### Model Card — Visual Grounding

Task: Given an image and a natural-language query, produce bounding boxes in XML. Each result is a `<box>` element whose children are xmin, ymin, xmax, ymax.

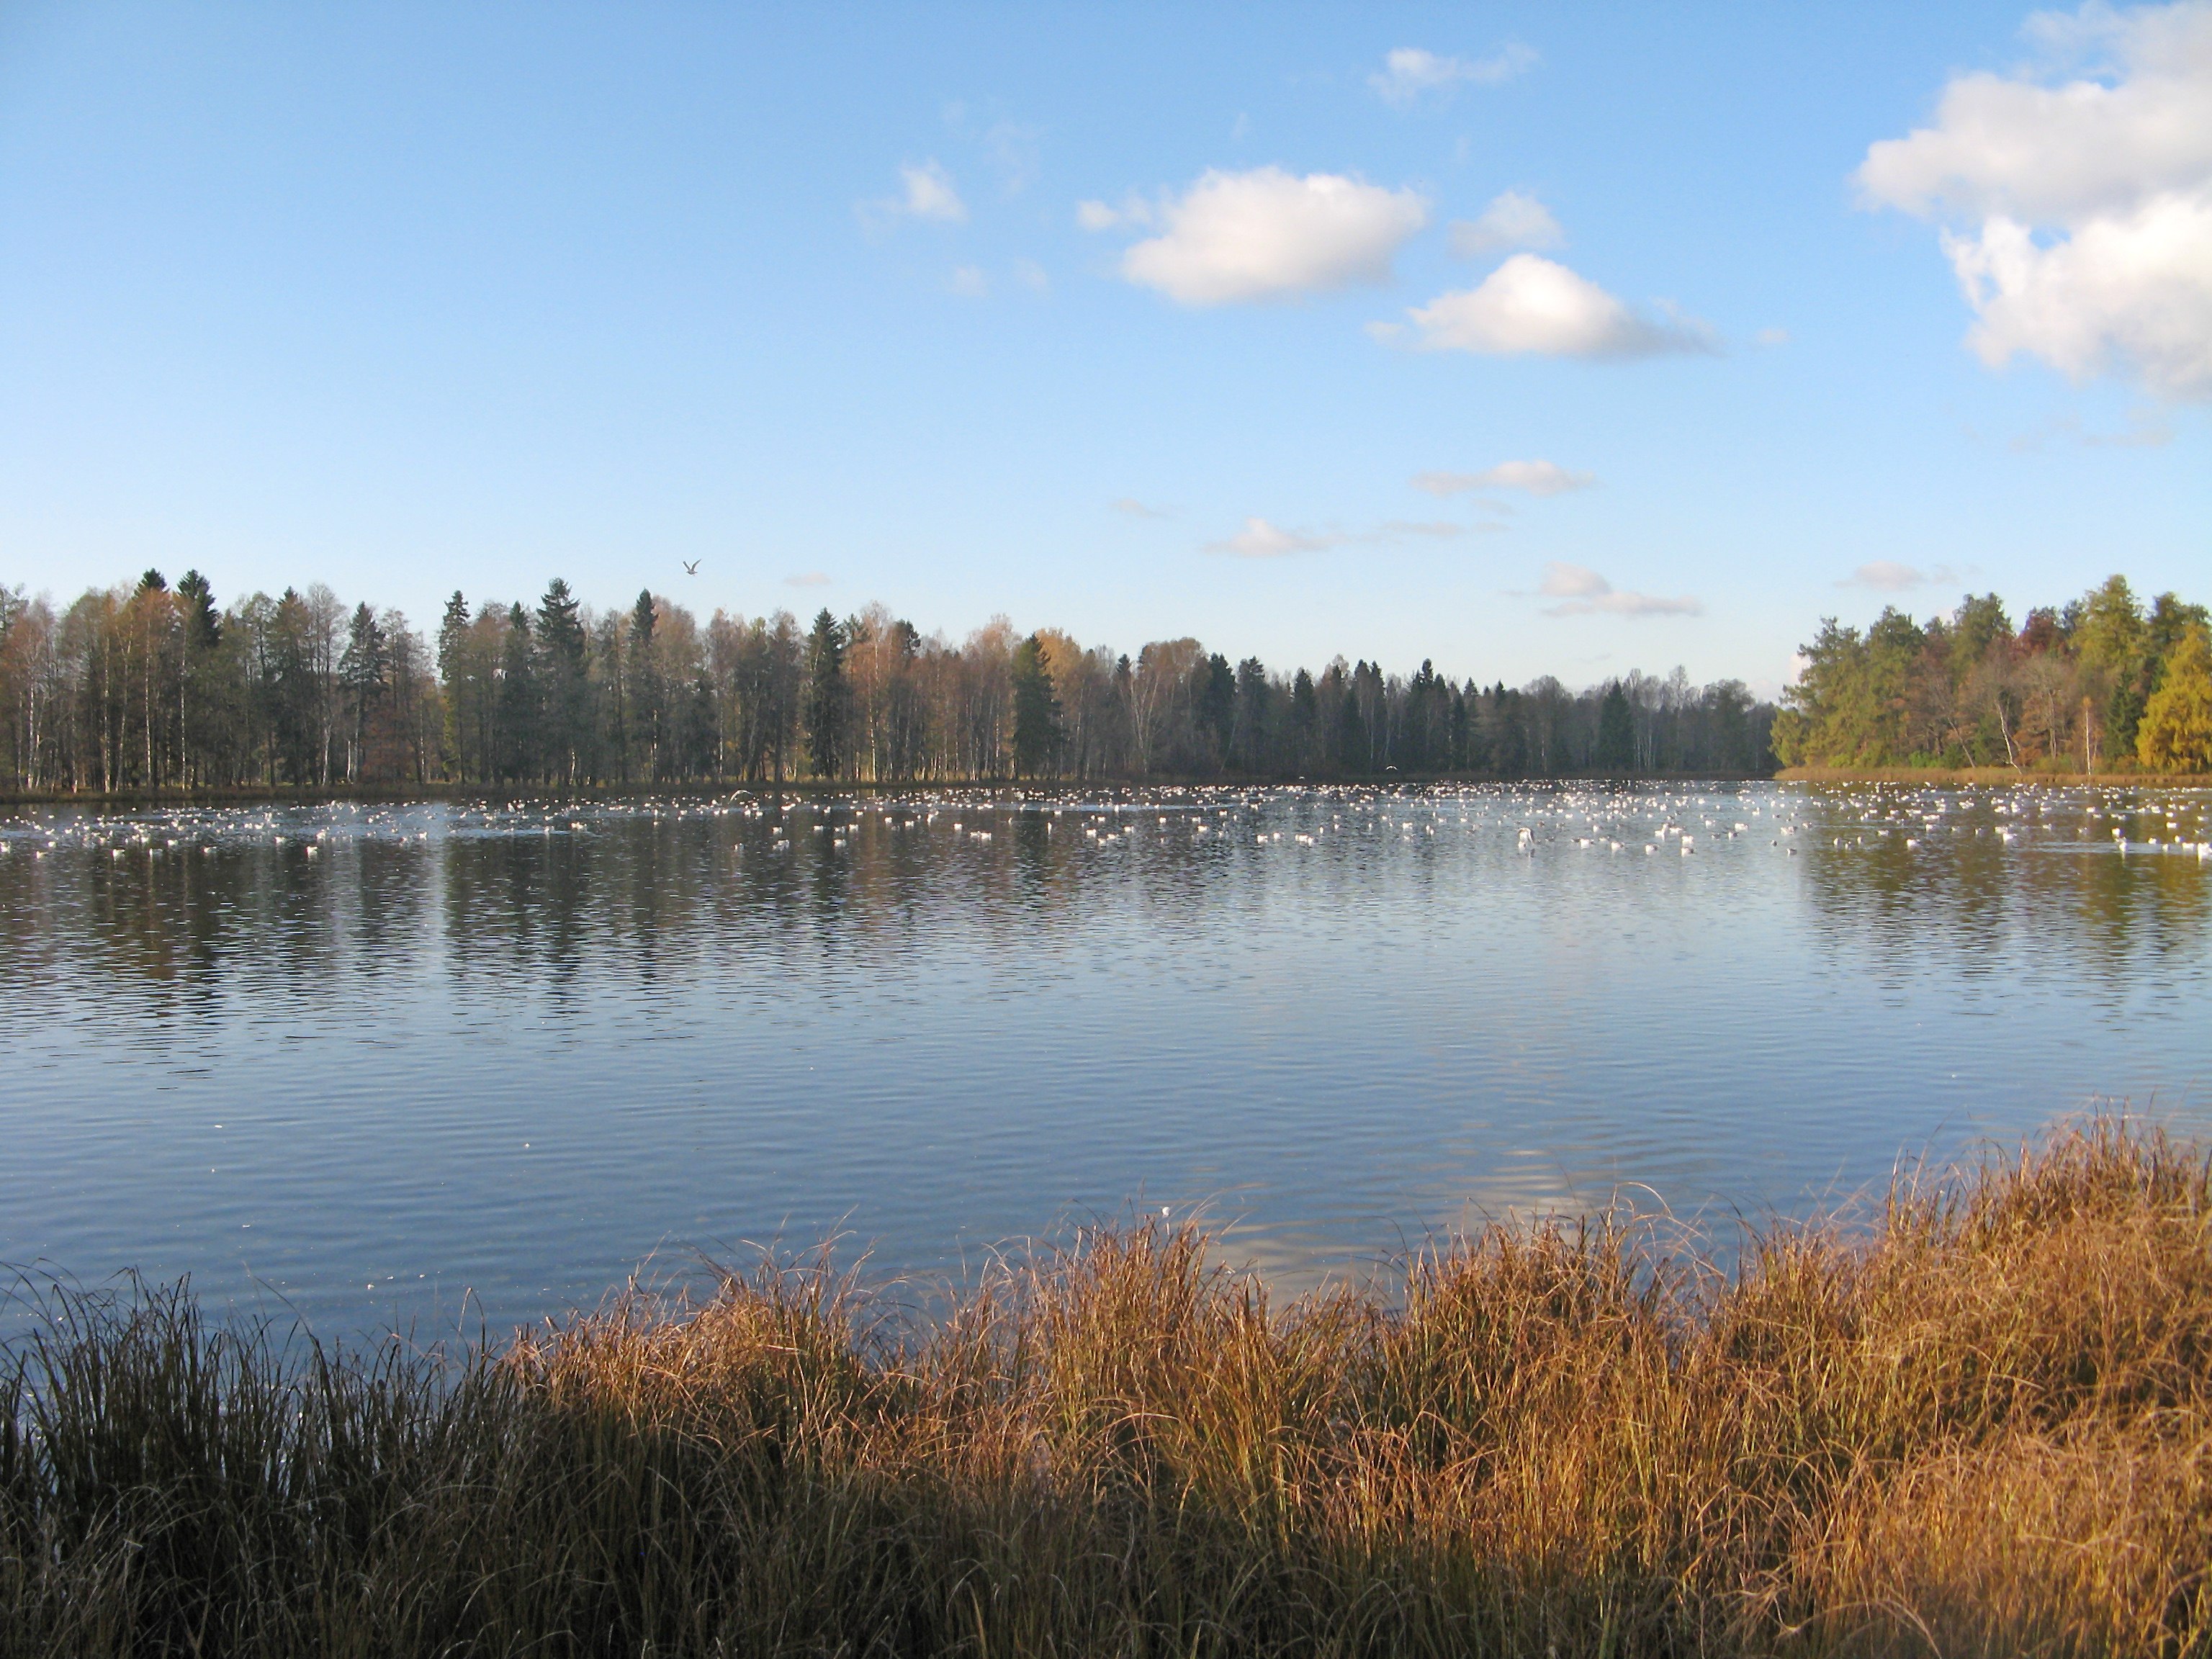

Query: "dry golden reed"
<box><xmin>5</xmin><ymin>1120</ymin><xmax>2211</xmax><ymax>1656</ymax></box>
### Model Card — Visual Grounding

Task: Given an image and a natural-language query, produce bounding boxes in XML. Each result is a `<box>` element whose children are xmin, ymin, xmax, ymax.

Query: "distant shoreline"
<box><xmin>20</xmin><ymin>767</ymin><xmax>2210</xmax><ymax>809</ymax></box>
<box><xmin>1778</xmin><ymin>765</ymin><xmax>2212</xmax><ymax>787</ymax></box>
<box><xmin>0</xmin><ymin>770</ymin><xmax>1787</xmax><ymax>809</ymax></box>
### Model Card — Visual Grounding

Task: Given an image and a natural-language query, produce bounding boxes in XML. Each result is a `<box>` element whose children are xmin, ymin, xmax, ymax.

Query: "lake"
<box><xmin>4</xmin><ymin>781</ymin><xmax>2209</xmax><ymax>1339</ymax></box>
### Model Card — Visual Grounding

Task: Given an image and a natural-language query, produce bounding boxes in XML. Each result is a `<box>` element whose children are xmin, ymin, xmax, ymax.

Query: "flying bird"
<box><xmin>681</xmin><ymin>560</ymin><xmax>700</xmax><ymax>576</ymax></box>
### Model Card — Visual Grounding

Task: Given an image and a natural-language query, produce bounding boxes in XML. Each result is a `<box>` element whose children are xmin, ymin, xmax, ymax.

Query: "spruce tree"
<box><xmin>1289</xmin><ymin>668</ymin><xmax>1317</xmax><ymax>773</ymax></box>
<box><xmin>1011</xmin><ymin>634</ymin><xmax>1062</xmax><ymax>777</ymax></box>
<box><xmin>804</xmin><ymin>608</ymin><xmax>849</xmax><ymax>780</ymax></box>
<box><xmin>497</xmin><ymin>603</ymin><xmax>538</xmax><ymax>781</ymax></box>
<box><xmin>1596</xmin><ymin>681</ymin><xmax>1635</xmax><ymax>773</ymax></box>
<box><xmin>176</xmin><ymin>571</ymin><xmax>221</xmax><ymax>652</ymax></box>
<box><xmin>629</xmin><ymin>590</ymin><xmax>661</xmax><ymax>781</ymax></box>
<box><xmin>536</xmin><ymin>579</ymin><xmax>590</xmax><ymax>783</ymax></box>
<box><xmin>438</xmin><ymin>593</ymin><xmax>472</xmax><ymax>778</ymax></box>
<box><xmin>338</xmin><ymin>603</ymin><xmax>387</xmax><ymax>780</ymax></box>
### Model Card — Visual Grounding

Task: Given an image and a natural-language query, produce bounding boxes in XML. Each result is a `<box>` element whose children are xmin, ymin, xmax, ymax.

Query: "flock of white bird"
<box><xmin>2</xmin><ymin>782</ymin><xmax>2208</xmax><ymax>871</ymax></box>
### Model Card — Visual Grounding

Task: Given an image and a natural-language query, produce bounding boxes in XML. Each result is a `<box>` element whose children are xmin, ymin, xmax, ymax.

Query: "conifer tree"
<box><xmin>1010</xmin><ymin>633</ymin><xmax>1062</xmax><ymax>777</ymax></box>
<box><xmin>338</xmin><ymin>603</ymin><xmax>387</xmax><ymax>780</ymax></box>
<box><xmin>804</xmin><ymin>608</ymin><xmax>849</xmax><ymax>780</ymax></box>
<box><xmin>2138</xmin><ymin>626</ymin><xmax>2212</xmax><ymax>773</ymax></box>
<box><xmin>1596</xmin><ymin>681</ymin><xmax>1635</xmax><ymax>773</ymax></box>
<box><xmin>629</xmin><ymin>590</ymin><xmax>661</xmax><ymax>781</ymax></box>
<box><xmin>497</xmin><ymin>603</ymin><xmax>538</xmax><ymax>781</ymax></box>
<box><xmin>536</xmin><ymin>579</ymin><xmax>590</xmax><ymax>783</ymax></box>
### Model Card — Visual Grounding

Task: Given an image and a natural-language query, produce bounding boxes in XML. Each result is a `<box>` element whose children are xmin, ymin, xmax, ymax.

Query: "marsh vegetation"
<box><xmin>6</xmin><ymin>1124</ymin><xmax>2210</xmax><ymax>1656</ymax></box>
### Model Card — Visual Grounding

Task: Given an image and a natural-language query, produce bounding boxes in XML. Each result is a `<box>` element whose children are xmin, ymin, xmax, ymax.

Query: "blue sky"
<box><xmin>2</xmin><ymin>2</ymin><xmax>2206</xmax><ymax>692</ymax></box>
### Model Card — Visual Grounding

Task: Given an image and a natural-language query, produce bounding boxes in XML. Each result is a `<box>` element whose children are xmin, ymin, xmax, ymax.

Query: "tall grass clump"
<box><xmin>5</xmin><ymin>1120</ymin><xmax>2211</xmax><ymax>1655</ymax></box>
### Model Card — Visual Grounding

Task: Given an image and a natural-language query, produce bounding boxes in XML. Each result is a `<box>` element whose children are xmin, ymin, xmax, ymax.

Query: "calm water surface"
<box><xmin>4</xmin><ymin>782</ymin><xmax>2210</xmax><ymax>1338</ymax></box>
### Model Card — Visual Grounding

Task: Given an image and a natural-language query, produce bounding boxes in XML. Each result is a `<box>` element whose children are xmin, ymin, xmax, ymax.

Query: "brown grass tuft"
<box><xmin>5</xmin><ymin>1121</ymin><xmax>2210</xmax><ymax>1655</ymax></box>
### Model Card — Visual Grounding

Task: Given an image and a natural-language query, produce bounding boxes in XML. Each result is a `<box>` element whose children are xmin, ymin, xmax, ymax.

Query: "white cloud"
<box><xmin>785</xmin><ymin>572</ymin><xmax>832</xmax><ymax>588</ymax></box>
<box><xmin>1110</xmin><ymin>497</ymin><xmax>1172</xmax><ymax>518</ymax></box>
<box><xmin>1205</xmin><ymin>516</ymin><xmax>1480</xmax><ymax>558</ymax></box>
<box><xmin>1114</xmin><ymin>167</ymin><xmax>1429</xmax><ymax>305</ymax></box>
<box><xmin>1753</xmin><ymin>325</ymin><xmax>1791</xmax><ymax>347</ymax></box>
<box><xmin>866</xmin><ymin>160</ymin><xmax>968</xmax><ymax>228</ymax></box>
<box><xmin>1013</xmin><ymin>258</ymin><xmax>1051</xmax><ymax>293</ymax></box>
<box><xmin>1839</xmin><ymin>560</ymin><xmax>1959</xmax><ymax>591</ymax></box>
<box><xmin>1212</xmin><ymin>517</ymin><xmax>1337</xmax><ymax>558</ymax></box>
<box><xmin>1413</xmin><ymin>459</ymin><xmax>1596</xmax><ymax>496</ymax></box>
<box><xmin>1448</xmin><ymin>190</ymin><xmax>1565</xmax><ymax>256</ymax></box>
<box><xmin>948</xmin><ymin>265</ymin><xmax>990</xmax><ymax>297</ymax></box>
<box><xmin>1943</xmin><ymin>196</ymin><xmax>2212</xmax><ymax>396</ymax></box>
<box><xmin>1403</xmin><ymin>254</ymin><xmax>1716</xmax><ymax>357</ymax></box>
<box><xmin>1537</xmin><ymin>562</ymin><xmax>1701</xmax><ymax>617</ymax></box>
<box><xmin>1856</xmin><ymin>0</ymin><xmax>2212</xmax><ymax>399</ymax></box>
<box><xmin>1370</xmin><ymin>45</ymin><xmax>1538</xmax><ymax>106</ymax></box>
<box><xmin>902</xmin><ymin>161</ymin><xmax>967</xmax><ymax>221</ymax></box>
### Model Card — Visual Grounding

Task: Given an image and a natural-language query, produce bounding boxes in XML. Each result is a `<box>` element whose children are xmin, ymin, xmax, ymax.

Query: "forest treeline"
<box><xmin>1775</xmin><ymin>575</ymin><xmax>2212</xmax><ymax>774</ymax></box>
<box><xmin>0</xmin><ymin>572</ymin><xmax>1775</xmax><ymax>793</ymax></box>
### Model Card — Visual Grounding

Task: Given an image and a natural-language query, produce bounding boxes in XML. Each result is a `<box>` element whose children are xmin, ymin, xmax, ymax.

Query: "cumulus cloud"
<box><xmin>1370</xmin><ymin>45</ymin><xmax>1539</xmax><ymax>106</ymax></box>
<box><xmin>1856</xmin><ymin>0</ymin><xmax>2212</xmax><ymax>399</ymax></box>
<box><xmin>1105</xmin><ymin>167</ymin><xmax>1429</xmax><ymax>305</ymax></box>
<box><xmin>1403</xmin><ymin>254</ymin><xmax>1716</xmax><ymax>357</ymax></box>
<box><xmin>1537</xmin><ymin>562</ymin><xmax>1701</xmax><ymax>617</ymax></box>
<box><xmin>860</xmin><ymin>160</ymin><xmax>968</xmax><ymax>232</ymax></box>
<box><xmin>1412</xmin><ymin>459</ymin><xmax>1596</xmax><ymax>496</ymax></box>
<box><xmin>1205</xmin><ymin>516</ymin><xmax>1480</xmax><ymax>558</ymax></box>
<box><xmin>1839</xmin><ymin>560</ymin><xmax>1960</xmax><ymax>591</ymax></box>
<box><xmin>1449</xmin><ymin>190</ymin><xmax>1565</xmax><ymax>256</ymax></box>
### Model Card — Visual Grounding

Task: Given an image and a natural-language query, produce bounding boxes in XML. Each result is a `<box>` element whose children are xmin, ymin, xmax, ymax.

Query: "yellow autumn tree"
<box><xmin>2137</xmin><ymin>624</ymin><xmax>2212</xmax><ymax>773</ymax></box>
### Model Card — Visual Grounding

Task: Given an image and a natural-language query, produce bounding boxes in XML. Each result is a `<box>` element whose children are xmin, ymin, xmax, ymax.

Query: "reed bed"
<box><xmin>5</xmin><ymin>1122</ymin><xmax>2211</xmax><ymax>1657</ymax></box>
